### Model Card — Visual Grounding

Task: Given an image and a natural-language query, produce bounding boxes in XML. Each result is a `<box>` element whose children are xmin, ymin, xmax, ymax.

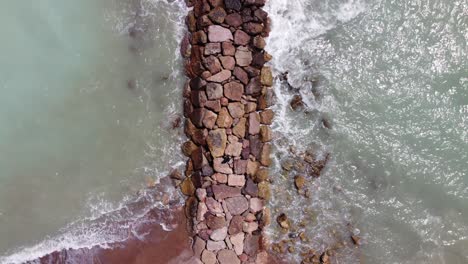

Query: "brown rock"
<box><xmin>245</xmin><ymin>102</ymin><xmax>257</xmax><ymax>113</ymax></box>
<box><xmin>258</xmin><ymin>181</ymin><xmax>271</xmax><ymax>200</ymax></box>
<box><xmin>225</xmin><ymin>141</ymin><xmax>243</xmax><ymax>157</ymax></box>
<box><xmin>189</xmin><ymin>76</ymin><xmax>207</xmax><ymax>90</ymax></box>
<box><xmin>233</xmin><ymin>159</ymin><xmax>247</xmax><ymax>174</ymax></box>
<box><xmin>249</xmin><ymin>135</ymin><xmax>262</xmax><ymax>158</ymax></box>
<box><xmin>233</xmin><ymin>67</ymin><xmax>249</xmax><ymax>85</ymax></box>
<box><xmin>219</xmin><ymin>56</ymin><xmax>235</xmax><ymax>70</ymax></box>
<box><xmin>192</xmin><ymin>30</ymin><xmax>207</xmax><ymax>44</ymax></box>
<box><xmin>259</xmin><ymin>144</ymin><xmax>271</xmax><ymax>166</ymax></box>
<box><xmin>206</xmin><ymin>197</ymin><xmax>224</xmax><ymax>214</ymax></box>
<box><xmin>212</xmin><ymin>173</ymin><xmax>228</xmax><ymax>184</ymax></box>
<box><xmin>243</xmin><ymin>178</ymin><xmax>258</xmax><ymax>197</ymax></box>
<box><xmin>243</xmin><ymin>22</ymin><xmax>263</xmax><ymax>35</ymax></box>
<box><xmin>190</xmin><ymin>108</ymin><xmax>206</xmax><ymax>127</ymax></box>
<box><xmin>191</xmin><ymin>128</ymin><xmax>208</xmax><ymax>146</ymax></box>
<box><xmin>243</xmin><ymin>235</ymin><xmax>260</xmax><ymax>256</ymax></box>
<box><xmin>246</xmin><ymin>160</ymin><xmax>259</xmax><ymax>176</ymax></box>
<box><xmin>228</xmin><ymin>174</ymin><xmax>246</xmax><ymax>187</ymax></box>
<box><xmin>193</xmin><ymin>236</ymin><xmax>206</xmax><ymax>258</ymax></box>
<box><xmin>242</xmin><ymin>221</ymin><xmax>258</xmax><ymax>234</ymax></box>
<box><xmin>206</xmin><ymin>82</ymin><xmax>223</xmax><ymax>100</ymax></box>
<box><xmin>254</xmin><ymin>9</ymin><xmax>268</xmax><ymax>21</ymax></box>
<box><xmin>205</xmin><ymin>100</ymin><xmax>221</xmax><ymax>112</ymax></box>
<box><xmin>251</xmin><ymin>51</ymin><xmax>265</xmax><ymax>68</ymax></box>
<box><xmin>229</xmin><ymin>215</ymin><xmax>244</xmax><ymax>235</ymax></box>
<box><xmin>255</xmin><ymin>168</ymin><xmax>269</xmax><ymax>183</ymax></box>
<box><xmin>206</xmin><ymin>129</ymin><xmax>227</xmax><ymax>158</ymax></box>
<box><xmin>191</xmin><ymin>90</ymin><xmax>208</xmax><ymax>108</ymax></box>
<box><xmin>248</xmin><ymin>112</ymin><xmax>261</xmax><ymax>135</ymax></box>
<box><xmin>206</xmin><ymin>214</ymin><xmax>227</xmax><ymax>229</ymax></box>
<box><xmin>208</xmin><ymin>0</ymin><xmax>223</xmax><ymax>7</ymax></box>
<box><xmin>203</xmin><ymin>56</ymin><xmax>222</xmax><ymax>74</ymax></box>
<box><xmin>253</xmin><ymin>35</ymin><xmax>266</xmax><ymax>49</ymax></box>
<box><xmin>180</xmin><ymin>33</ymin><xmax>191</xmax><ymax>58</ymax></box>
<box><xmin>197</xmin><ymin>202</ymin><xmax>207</xmax><ymax>221</ymax></box>
<box><xmin>212</xmin><ymin>184</ymin><xmax>242</xmax><ymax>200</ymax></box>
<box><xmin>225</xmin><ymin>196</ymin><xmax>249</xmax><ymax>215</ymax></box>
<box><xmin>245</xmin><ymin>77</ymin><xmax>262</xmax><ymax>95</ymax></box>
<box><xmin>208</xmin><ymin>6</ymin><xmax>226</xmax><ymax>24</ymax></box>
<box><xmin>217</xmin><ymin>249</ymin><xmax>240</xmax><ymax>264</ymax></box>
<box><xmin>244</xmin><ymin>66</ymin><xmax>260</xmax><ymax>77</ymax></box>
<box><xmin>186</xmin><ymin>11</ymin><xmax>197</xmax><ymax>32</ymax></box>
<box><xmin>181</xmin><ymin>177</ymin><xmax>196</xmax><ymax>196</ymax></box>
<box><xmin>235</xmin><ymin>46</ymin><xmax>252</xmax><ymax>67</ymax></box>
<box><xmin>227</xmin><ymin>102</ymin><xmax>245</xmax><ymax>119</ymax></box>
<box><xmin>257</xmin><ymin>88</ymin><xmax>274</xmax><ymax>110</ymax></box>
<box><xmin>201</xmin><ymin>250</ymin><xmax>217</xmax><ymax>264</ymax></box>
<box><xmin>222</xmin><ymin>41</ymin><xmax>236</xmax><ymax>56</ymax></box>
<box><xmin>213</xmin><ymin>158</ymin><xmax>233</xmax><ymax>174</ymax></box>
<box><xmin>259</xmin><ymin>126</ymin><xmax>272</xmax><ymax>142</ymax></box>
<box><xmin>259</xmin><ymin>109</ymin><xmax>274</xmax><ymax>124</ymax></box>
<box><xmin>277</xmin><ymin>213</ymin><xmax>290</xmax><ymax>229</ymax></box>
<box><xmin>208</xmin><ymin>25</ymin><xmax>233</xmax><ymax>42</ymax></box>
<box><xmin>224</xmin><ymin>82</ymin><xmax>244</xmax><ymax>101</ymax></box>
<box><xmin>351</xmin><ymin>235</ymin><xmax>361</xmax><ymax>246</ymax></box>
<box><xmin>295</xmin><ymin>175</ymin><xmax>306</xmax><ymax>190</ymax></box>
<box><xmin>216</xmin><ymin>107</ymin><xmax>233</xmax><ymax>128</ymax></box>
<box><xmin>191</xmin><ymin>146</ymin><xmax>206</xmax><ymax>170</ymax></box>
<box><xmin>207</xmin><ymin>69</ymin><xmax>232</xmax><ymax>83</ymax></box>
<box><xmin>290</xmin><ymin>94</ymin><xmax>304</xmax><ymax>110</ymax></box>
<box><xmin>182</xmin><ymin>140</ymin><xmax>198</xmax><ymax>157</ymax></box>
<box><xmin>260</xmin><ymin>66</ymin><xmax>273</xmax><ymax>86</ymax></box>
<box><xmin>225</xmin><ymin>13</ymin><xmax>242</xmax><ymax>28</ymax></box>
<box><xmin>204</xmin><ymin>42</ymin><xmax>221</xmax><ymax>55</ymax></box>
<box><xmin>234</xmin><ymin>30</ymin><xmax>251</xmax><ymax>46</ymax></box>
<box><xmin>197</xmin><ymin>15</ymin><xmax>212</xmax><ymax>28</ymax></box>
<box><xmin>224</xmin><ymin>0</ymin><xmax>241</xmax><ymax>11</ymax></box>
<box><xmin>232</xmin><ymin>117</ymin><xmax>246</xmax><ymax>138</ymax></box>
<box><xmin>203</xmin><ymin>110</ymin><xmax>218</xmax><ymax>129</ymax></box>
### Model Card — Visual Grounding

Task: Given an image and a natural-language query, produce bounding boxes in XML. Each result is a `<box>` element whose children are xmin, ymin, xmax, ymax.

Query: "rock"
<box><xmin>206</xmin><ymin>197</ymin><xmax>224</xmax><ymax>214</ymax></box>
<box><xmin>243</xmin><ymin>234</ymin><xmax>260</xmax><ymax>256</ymax></box>
<box><xmin>259</xmin><ymin>144</ymin><xmax>271</xmax><ymax>166</ymax></box>
<box><xmin>259</xmin><ymin>126</ymin><xmax>272</xmax><ymax>142</ymax></box>
<box><xmin>243</xmin><ymin>178</ymin><xmax>259</xmax><ymax>197</ymax></box>
<box><xmin>169</xmin><ymin>169</ymin><xmax>183</xmax><ymax>180</ymax></box>
<box><xmin>197</xmin><ymin>202</ymin><xmax>208</xmax><ymax>221</ymax></box>
<box><xmin>207</xmin><ymin>129</ymin><xmax>227</xmax><ymax>158</ymax></box>
<box><xmin>224</xmin><ymin>0</ymin><xmax>241</xmax><ymax>11</ymax></box>
<box><xmin>233</xmin><ymin>159</ymin><xmax>247</xmax><ymax>175</ymax></box>
<box><xmin>203</xmin><ymin>56</ymin><xmax>222</xmax><ymax>74</ymax></box>
<box><xmin>201</xmin><ymin>250</ymin><xmax>217</xmax><ymax>264</ymax></box>
<box><xmin>205</xmin><ymin>100</ymin><xmax>221</xmax><ymax>112</ymax></box>
<box><xmin>197</xmin><ymin>15</ymin><xmax>213</xmax><ymax>28</ymax></box>
<box><xmin>190</xmin><ymin>108</ymin><xmax>206</xmax><ymax>127</ymax></box>
<box><xmin>180</xmin><ymin>33</ymin><xmax>191</xmax><ymax>58</ymax></box>
<box><xmin>219</xmin><ymin>56</ymin><xmax>235</xmax><ymax>70</ymax></box>
<box><xmin>208</xmin><ymin>7</ymin><xmax>226</xmax><ymax>24</ymax></box>
<box><xmin>246</xmin><ymin>160</ymin><xmax>259</xmax><ymax>176</ymax></box>
<box><xmin>208</xmin><ymin>25</ymin><xmax>233</xmax><ymax>42</ymax></box>
<box><xmin>210</xmin><ymin>226</ymin><xmax>228</xmax><ymax>241</ymax></box>
<box><xmin>225</xmin><ymin>196</ymin><xmax>249</xmax><ymax>215</ymax></box>
<box><xmin>228</xmin><ymin>215</ymin><xmax>244</xmax><ymax>235</ymax></box>
<box><xmin>204</xmin><ymin>42</ymin><xmax>221</xmax><ymax>55</ymax></box>
<box><xmin>212</xmin><ymin>173</ymin><xmax>228</xmax><ymax>184</ymax></box>
<box><xmin>206</xmin><ymin>214</ymin><xmax>227</xmax><ymax>229</ymax></box>
<box><xmin>242</xmin><ymin>221</ymin><xmax>258</xmax><ymax>233</ymax></box>
<box><xmin>232</xmin><ymin>118</ymin><xmax>246</xmax><ymax>138</ymax></box>
<box><xmin>217</xmin><ymin>249</ymin><xmax>240</xmax><ymax>264</ymax></box>
<box><xmin>261</xmin><ymin>207</ymin><xmax>271</xmax><ymax>227</ymax></box>
<box><xmin>249</xmin><ymin>135</ymin><xmax>262</xmax><ymax>158</ymax></box>
<box><xmin>206</xmin><ymin>240</ymin><xmax>226</xmax><ymax>251</ymax></box>
<box><xmin>225</xmin><ymin>141</ymin><xmax>243</xmax><ymax>157</ymax></box>
<box><xmin>186</xmin><ymin>11</ymin><xmax>197</xmax><ymax>32</ymax></box>
<box><xmin>259</xmin><ymin>109</ymin><xmax>274</xmax><ymax>124</ymax></box>
<box><xmin>258</xmin><ymin>181</ymin><xmax>271</xmax><ymax>200</ymax></box>
<box><xmin>248</xmin><ymin>112</ymin><xmax>261</xmax><ymax>135</ymax></box>
<box><xmin>224</xmin><ymin>82</ymin><xmax>244</xmax><ymax>101</ymax></box>
<box><xmin>277</xmin><ymin>213</ymin><xmax>290</xmax><ymax>229</ymax></box>
<box><xmin>212</xmin><ymin>184</ymin><xmax>242</xmax><ymax>200</ymax></box>
<box><xmin>191</xmin><ymin>90</ymin><xmax>208</xmax><ymax>108</ymax></box>
<box><xmin>181</xmin><ymin>177</ymin><xmax>196</xmax><ymax>196</ymax></box>
<box><xmin>244</xmin><ymin>66</ymin><xmax>260</xmax><ymax>77</ymax></box>
<box><xmin>232</xmin><ymin>67</ymin><xmax>248</xmax><ymax>85</ymax></box>
<box><xmin>255</xmin><ymin>251</ymin><xmax>269</xmax><ymax>264</ymax></box>
<box><xmin>243</xmin><ymin>22</ymin><xmax>264</xmax><ymax>35</ymax></box>
<box><xmin>227</xmin><ymin>174</ymin><xmax>245</xmax><ymax>187</ymax></box>
<box><xmin>260</xmin><ymin>66</ymin><xmax>273</xmax><ymax>86</ymax></box>
<box><xmin>251</xmin><ymin>51</ymin><xmax>265</xmax><ymax>68</ymax></box>
<box><xmin>193</xmin><ymin>236</ymin><xmax>206</xmax><ymax>258</ymax></box>
<box><xmin>249</xmin><ymin>198</ymin><xmax>263</xmax><ymax>213</ymax></box>
<box><xmin>208</xmin><ymin>0</ymin><xmax>224</xmax><ymax>7</ymax></box>
<box><xmin>235</xmin><ymin>46</ymin><xmax>252</xmax><ymax>67</ymax></box>
<box><xmin>245</xmin><ymin>77</ymin><xmax>262</xmax><ymax>95</ymax></box>
<box><xmin>295</xmin><ymin>175</ymin><xmax>306</xmax><ymax>190</ymax></box>
<box><xmin>253</xmin><ymin>35</ymin><xmax>266</xmax><ymax>49</ymax></box>
<box><xmin>222</xmin><ymin>42</ymin><xmax>236</xmax><ymax>56</ymax></box>
<box><xmin>351</xmin><ymin>235</ymin><xmax>361</xmax><ymax>246</ymax></box>
<box><xmin>216</xmin><ymin>107</ymin><xmax>233</xmax><ymax>128</ymax></box>
<box><xmin>290</xmin><ymin>94</ymin><xmax>304</xmax><ymax>110</ymax></box>
<box><xmin>207</xmin><ymin>69</ymin><xmax>231</xmax><ymax>83</ymax></box>
<box><xmin>203</xmin><ymin>110</ymin><xmax>218</xmax><ymax>129</ymax></box>
<box><xmin>227</xmin><ymin>102</ymin><xmax>245</xmax><ymax>119</ymax></box>
<box><xmin>182</xmin><ymin>140</ymin><xmax>198</xmax><ymax>157</ymax></box>
<box><xmin>206</xmin><ymin>82</ymin><xmax>223</xmax><ymax>100</ymax></box>
<box><xmin>213</xmin><ymin>158</ymin><xmax>233</xmax><ymax>174</ymax></box>
<box><xmin>234</xmin><ymin>30</ymin><xmax>251</xmax><ymax>46</ymax></box>
<box><xmin>225</xmin><ymin>13</ymin><xmax>243</xmax><ymax>28</ymax></box>
<box><xmin>255</xmin><ymin>168</ymin><xmax>269</xmax><ymax>182</ymax></box>
<box><xmin>230</xmin><ymin>232</ymin><xmax>244</xmax><ymax>255</ymax></box>
<box><xmin>192</xmin><ymin>30</ymin><xmax>208</xmax><ymax>44</ymax></box>
<box><xmin>191</xmin><ymin>128</ymin><xmax>208</xmax><ymax>146</ymax></box>
<box><xmin>190</xmin><ymin>76</ymin><xmax>207</xmax><ymax>90</ymax></box>
<box><xmin>196</xmin><ymin>188</ymin><xmax>207</xmax><ymax>201</ymax></box>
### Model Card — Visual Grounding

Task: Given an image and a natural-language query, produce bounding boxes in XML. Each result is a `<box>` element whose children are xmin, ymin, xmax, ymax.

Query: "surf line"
<box><xmin>179</xmin><ymin>0</ymin><xmax>274</xmax><ymax>263</ymax></box>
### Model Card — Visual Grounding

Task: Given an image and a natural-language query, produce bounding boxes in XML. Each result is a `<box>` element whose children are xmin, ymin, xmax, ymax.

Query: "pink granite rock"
<box><xmin>230</xmin><ymin>232</ymin><xmax>245</xmax><ymax>255</ymax></box>
<box><xmin>206</xmin><ymin>240</ymin><xmax>226</xmax><ymax>251</ymax></box>
<box><xmin>217</xmin><ymin>249</ymin><xmax>240</xmax><ymax>264</ymax></box>
<box><xmin>206</xmin><ymin>197</ymin><xmax>224</xmax><ymax>214</ymax></box>
<box><xmin>213</xmin><ymin>158</ymin><xmax>233</xmax><ymax>174</ymax></box>
<box><xmin>201</xmin><ymin>250</ymin><xmax>217</xmax><ymax>264</ymax></box>
<box><xmin>206</xmin><ymin>82</ymin><xmax>223</xmax><ymax>100</ymax></box>
<box><xmin>208</xmin><ymin>25</ymin><xmax>233</xmax><ymax>42</ymax></box>
<box><xmin>235</xmin><ymin>46</ymin><xmax>252</xmax><ymax>67</ymax></box>
<box><xmin>219</xmin><ymin>56</ymin><xmax>235</xmax><ymax>70</ymax></box>
<box><xmin>224</xmin><ymin>82</ymin><xmax>244</xmax><ymax>101</ymax></box>
<box><xmin>225</xmin><ymin>196</ymin><xmax>249</xmax><ymax>215</ymax></box>
<box><xmin>205</xmin><ymin>42</ymin><xmax>222</xmax><ymax>55</ymax></box>
<box><xmin>227</xmin><ymin>102</ymin><xmax>245</xmax><ymax>118</ymax></box>
<box><xmin>234</xmin><ymin>30</ymin><xmax>251</xmax><ymax>46</ymax></box>
<box><xmin>207</xmin><ymin>69</ymin><xmax>231</xmax><ymax>83</ymax></box>
<box><xmin>249</xmin><ymin>197</ymin><xmax>263</xmax><ymax>212</ymax></box>
<box><xmin>212</xmin><ymin>185</ymin><xmax>242</xmax><ymax>200</ymax></box>
<box><xmin>242</xmin><ymin>221</ymin><xmax>259</xmax><ymax>234</ymax></box>
<box><xmin>193</xmin><ymin>236</ymin><xmax>206</xmax><ymax>259</ymax></box>
<box><xmin>227</xmin><ymin>174</ymin><xmax>246</xmax><ymax>187</ymax></box>
<box><xmin>225</xmin><ymin>141</ymin><xmax>243</xmax><ymax>157</ymax></box>
<box><xmin>203</xmin><ymin>110</ymin><xmax>218</xmax><ymax>129</ymax></box>
<box><xmin>248</xmin><ymin>112</ymin><xmax>261</xmax><ymax>135</ymax></box>
<box><xmin>222</xmin><ymin>42</ymin><xmax>236</xmax><ymax>56</ymax></box>
<box><xmin>210</xmin><ymin>226</ymin><xmax>228</xmax><ymax>241</ymax></box>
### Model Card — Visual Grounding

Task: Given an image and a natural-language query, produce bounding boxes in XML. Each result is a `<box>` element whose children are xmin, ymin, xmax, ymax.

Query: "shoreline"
<box><xmin>179</xmin><ymin>0</ymin><xmax>275</xmax><ymax>263</ymax></box>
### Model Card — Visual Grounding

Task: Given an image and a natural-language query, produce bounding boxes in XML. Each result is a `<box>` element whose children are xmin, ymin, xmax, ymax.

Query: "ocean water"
<box><xmin>265</xmin><ymin>0</ymin><xmax>467</xmax><ymax>263</ymax></box>
<box><xmin>0</xmin><ymin>0</ymin><xmax>186</xmax><ymax>262</ymax></box>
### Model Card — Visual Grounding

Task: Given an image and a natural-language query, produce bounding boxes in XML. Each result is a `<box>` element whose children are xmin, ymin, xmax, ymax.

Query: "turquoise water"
<box><xmin>266</xmin><ymin>0</ymin><xmax>467</xmax><ymax>263</ymax></box>
<box><xmin>0</xmin><ymin>0</ymin><xmax>186</xmax><ymax>261</ymax></box>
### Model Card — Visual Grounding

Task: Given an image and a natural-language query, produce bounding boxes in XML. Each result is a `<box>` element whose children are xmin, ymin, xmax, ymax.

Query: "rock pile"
<box><xmin>180</xmin><ymin>0</ymin><xmax>273</xmax><ymax>263</ymax></box>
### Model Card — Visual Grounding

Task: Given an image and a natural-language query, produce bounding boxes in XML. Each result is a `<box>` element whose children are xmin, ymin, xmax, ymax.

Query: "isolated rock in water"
<box><xmin>208</xmin><ymin>25</ymin><xmax>233</xmax><ymax>42</ymax></box>
<box><xmin>290</xmin><ymin>94</ymin><xmax>304</xmax><ymax>110</ymax></box>
<box><xmin>294</xmin><ymin>175</ymin><xmax>306</xmax><ymax>190</ymax></box>
<box><xmin>277</xmin><ymin>213</ymin><xmax>290</xmax><ymax>229</ymax></box>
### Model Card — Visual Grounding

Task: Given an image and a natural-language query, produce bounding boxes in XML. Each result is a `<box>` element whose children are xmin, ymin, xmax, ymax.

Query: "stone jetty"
<box><xmin>179</xmin><ymin>0</ymin><xmax>273</xmax><ymax>263</ymax></box>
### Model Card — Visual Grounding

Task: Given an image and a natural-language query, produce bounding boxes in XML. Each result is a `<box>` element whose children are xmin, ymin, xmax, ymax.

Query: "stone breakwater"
<box><xmin>178</xmin><ymin>0</ymin><xmax>274</xmax><ymax>263</ymax></box>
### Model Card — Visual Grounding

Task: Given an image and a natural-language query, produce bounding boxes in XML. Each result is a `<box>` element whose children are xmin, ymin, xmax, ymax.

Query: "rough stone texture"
<box><xmin>249</xmin><ymin>197</ymin><xmax>263</xmax><ymax>212</ymax></box>
<box><xmin>207</xmin><ymin>69</ymin><xmax>232</xmax><ymax>83</ymax></box>
<box><xmin>193</xmin><ymin>236</ymin><xmax>206</xmax><ymax>259</ymax></box>
<box><xmin>212</xmin><ymin>184</ymin><xmax>242</xmax><ymax>200</ymax></box>
<box><xmin>233</xmin><ymin>67</ymin><xmax>249</xmax><ymax>85</ymax></box>
<box><xmin>222</xmin><ymin>42</ymin><xmax>236</xmax><ymax>56</ymax></box>
<box><xmin>248</xmin><ymin>112</ymin><xmax>261</xmax><ymax>135</ymax></box>
<box><xmin>206</xmin><ymin>129</ymin><xmax>227</xmax><ymax>158</ymax></box>
<box><xmin>206</xmin><ymin>240</ymin><xmax>226</xmax><ymax>251</ymax></box>
<box><xmin>224</xmin><ymin>82</ymin><xmax>244</xmax><ymax>101</ymax></box>
<box><xmin>206</xmin><ymin>197</ymin><xmax>224</xmax><ymax>215</ymax></box>
<box><xmin>243</xmin><ymin>235</ymin><xmax>260</xmax><ymax>256</ymax></box>
<box><xmin>225</xmin><ymin>13</ymin><xmax>243</xmax><ymax>27</ymax></box>
<box><xmin>217</xmin><ymin>249</ymin><xmax>241</xmax><ymax>264</ymax></box>
<box><xmin>228</xmin><ymin>174</ymin><xmax>246</xmax><ymax>187</ymax></box>
<box><xmin>213</xmin><ymin>158</ymin><xmax>233</xmax><ymax>174</ymax></box>
<box><xmin>225</xmin><ymin>196</ymin><xmax>249</xmax><ymax>215</ymax></box>
<box><xmin>219</xmin><ymin>56</ymin><xmax>235</xmax><ymax>70</ymax></box>
<box><xmin>216</xmin><ymin>107</ymin><xmax>233</xmax><ymax>128</ymax></box>
<box><xmin>224</xmin><ymin>0</ymin><xmax>241</xmax><ymax>11</ymax></box>
<box><xmin>235</xmin><ymin>46</ymin><xmax>252</xmax><ymax>67</ymax></box>
<box><xmin>208</xmin><ymin>7</ymin><xmax>226</xmax><ymax>24</ymax></box>
<box><xmin>205</xmin><ymin>42</ymin><xmax>221</xmax><ymax>55</ymax></box>
<box><xmin>232</xmin><ymin>118</ymin><xmax>246</xmax><ymax>138</ymax></box>
<box><xmin>234</xmin><ymin>30</ymin><xmax>251</xmax><ymax>46</ymax></box>
<box><xmin>210</xmin><ymin>226</ymin><xmax>228</xmax><ymax>241</ymax></box>
<box><xmin>208</xmin><ymin>25</ymin><xmax>233</xmax><ymax>42</ymax></box>
<box><xmin>227</xmin><ymin>102</ymin><xmax>244</xmax><ymax>118</ymax></box>
<box><xmin>206</xmin><ymin>82</ymin><xmax>223</xmax><ymax>100</ymax></box>
<box><xmin>201</xmin><ymin>250</ymin><xmax>217</xmax><ymax>264</ymax></box>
